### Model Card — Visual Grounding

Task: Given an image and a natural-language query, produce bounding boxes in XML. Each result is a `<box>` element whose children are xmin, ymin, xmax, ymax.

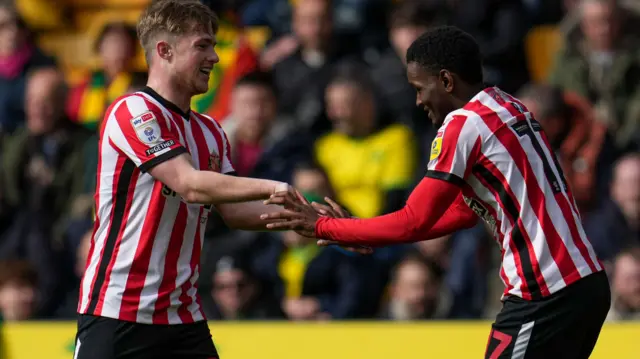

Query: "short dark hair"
<box><xmin>406</xmin><ymin>26</ymin><xmax>483</xmax><ymax>85</ymax></box>
<box><xmin>234</xmin><ymin>70</ymin><xmax>276</xmax><ymax>94</ymax></box>
<box><xmin>94</xmin><ymin>22</ymin><xmax>138</xmax><ymax>54</ymax></box>
<box><xmin>328</xmin><ymin>61</ymin><xmax>375</xmax><ymax>94</ymax></box>
<box><xmin>389</xmin><ymin>0</ymin><xmax>446</xmax><ymax>30</ymax></box>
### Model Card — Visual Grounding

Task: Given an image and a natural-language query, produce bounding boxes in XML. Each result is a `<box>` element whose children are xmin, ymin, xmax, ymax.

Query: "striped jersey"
<box><xmin>426</xmin><ymin>87</ymin><xmax>602</xmax><ymax>301</ymax></box>
<box><xmin>78</xmin><ymin>87</ymin><xmax>234</xmax><ymax>324</ymax></box>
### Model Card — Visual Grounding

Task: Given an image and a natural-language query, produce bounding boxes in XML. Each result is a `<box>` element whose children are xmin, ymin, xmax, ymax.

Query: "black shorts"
<box><xmin>73</xmin><ymin>315</ymin><xmax>219</xmax><ymax>359</ymax></box>
<box><xmin>485</xmin><ymin>271</ymin><xmax>611</xmax><ymax>359</ymax></box>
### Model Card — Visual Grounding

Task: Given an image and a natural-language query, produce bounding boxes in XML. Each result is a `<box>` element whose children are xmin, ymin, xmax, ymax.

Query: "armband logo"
<box><xmin>131</xmin><ymin>111</ymin><xmax>161</xmax><ymax>145</ymax></box>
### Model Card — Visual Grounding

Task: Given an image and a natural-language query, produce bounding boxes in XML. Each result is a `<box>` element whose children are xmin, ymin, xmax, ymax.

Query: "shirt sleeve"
<box><xmin>426</xmin><ymin>114</ymin><xmax>482</xmax><ymax>186</ymax></box>
<box><xmin>220</xmin><ymin>128</ymin><xmax>235</xmax><ymax>175</ymax></box>
<box><xmin>105</xmin><ymin>95</ymin><xmax>187</xmax><ymax>173</ymax></box>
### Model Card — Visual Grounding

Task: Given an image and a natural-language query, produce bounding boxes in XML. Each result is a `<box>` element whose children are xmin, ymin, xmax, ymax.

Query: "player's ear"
<box><xmin>439</xmin><ymin>70</ymin><xmax>454</xmax><ymax>93</ymax></box>
<box><xmin>157</xmin><ymin>41</ymin><xmax>172</xmax><ymax>61</ymax></box>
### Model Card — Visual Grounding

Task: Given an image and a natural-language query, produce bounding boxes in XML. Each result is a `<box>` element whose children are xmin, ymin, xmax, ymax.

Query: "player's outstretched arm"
<box><xmin>215</xmin><ymin>188</ymin><xmax>311</xmax><ymax>231</ymax></box>
<box><xmin>149</xmin><ymin>153</ymin><xmax>288</xmax><ymax>204</ymax></box>
<box><xmin>262</xmin><ymin>176</ymin><xmax>474</xmax><ymax>245</ymax></box>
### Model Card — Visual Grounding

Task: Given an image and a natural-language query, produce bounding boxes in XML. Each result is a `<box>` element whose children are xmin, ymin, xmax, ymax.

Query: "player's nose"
<box><xmin>208</xmin><ymin>50</ymin><xmax>219</xmax><ymax>64</ymax></box>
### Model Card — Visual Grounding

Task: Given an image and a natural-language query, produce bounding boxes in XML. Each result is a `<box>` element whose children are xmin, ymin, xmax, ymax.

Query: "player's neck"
<box><xmin>145</xmin><ymin>77</ymin><xmax>191</xmax><ymax>114</ymax></box>
<box><xmin>456</xmin><ymin>83</ymin><xmax>485</xmax><ymax>105</ymax></box>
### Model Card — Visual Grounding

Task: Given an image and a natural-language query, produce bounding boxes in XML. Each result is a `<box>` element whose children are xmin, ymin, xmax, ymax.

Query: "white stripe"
<box><xmin>78</xmin><ymin>132</ymin><xmax>119</xmax><ymax>313</ymax></box>
<box><xmin>167</xmin><ymin>204</ymin><xmax>200</xmax><ymax>324</ymax></box>
<box><xmin>475</xmin><ymin>93</ymin><xmax>568</xmax><ymax>292</ymax></box>
<box><xmin>511</xmin><ymin>321</ymin><xmax>535</xmax><ymax>359</ymax></box>
<box><xmin>100</xmin><ymin>175</ymin><xmax>155</xmax><ymax>319</ymax></box>
<box><xmin>135</xmin><ymin>198</ymin><xmax>180</xmax><ymax>323</ymax></box>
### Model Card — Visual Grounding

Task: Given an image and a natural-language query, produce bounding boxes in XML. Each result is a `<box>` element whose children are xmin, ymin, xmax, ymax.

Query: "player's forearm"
<box><xmin>217</xmin><ymin>201</ymin><xmax>284</xmax><ymax>231</ymax></box>
<box><xmin>185</xmin><ymin>171</ymin><xmax>281</xmax><ymax>204</ymax></box>
<box><xmin>316</xmin><ymin>177</ymin><xmax>461</xmax><ymax>245</ymax></box>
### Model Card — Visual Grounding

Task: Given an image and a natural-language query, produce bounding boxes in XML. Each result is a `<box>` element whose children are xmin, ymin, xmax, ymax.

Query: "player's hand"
<box><xmin>261</xmin><ymin>192</ymin><xmax>318</xmax><ymax>237</ymax></box>
<box><xmin>311</xmin><ymin>197</ymin><xmax>373</xmax><ymax>255</ymax></box>
<box><xmin>270</xmin><ymin>183</ymin><xmax>309</xmax><ymax>211</ymax></box>
<box><xmin>310</xmin><ymin>196</ymin><xmax>350</xmax><ymax>218</ymax></box>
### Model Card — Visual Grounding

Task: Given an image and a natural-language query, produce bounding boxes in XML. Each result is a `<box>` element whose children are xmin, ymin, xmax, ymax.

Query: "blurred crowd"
<box><xmin>0</xmin><ymin>0</ymin><xmax>638</xmax><ymax>324</ymax></box>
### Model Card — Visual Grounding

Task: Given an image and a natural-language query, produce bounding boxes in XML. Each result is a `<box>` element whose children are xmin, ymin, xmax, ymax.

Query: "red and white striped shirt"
<box><xmin>78</xmin><ymin>87</ymin><xmax>234</xmax><ymax>324</ymax></box>
<box><xmin>426</xmin><ymin>87</ymin><xmax>603</xmax><ymax>300</ymax></box>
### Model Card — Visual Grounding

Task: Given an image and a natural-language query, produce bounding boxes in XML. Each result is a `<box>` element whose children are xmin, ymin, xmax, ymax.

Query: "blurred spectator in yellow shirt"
<box><xmin>315</xmin><ymin>63</ymin><xmax>417</xmax><ymax>218</ymax></box>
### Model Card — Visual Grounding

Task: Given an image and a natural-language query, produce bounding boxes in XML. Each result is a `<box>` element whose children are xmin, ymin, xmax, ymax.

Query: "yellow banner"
<box><xmin>2</xmin><ymin>322</ymin><xmax>638</xmax><ymax>358</ymax></box>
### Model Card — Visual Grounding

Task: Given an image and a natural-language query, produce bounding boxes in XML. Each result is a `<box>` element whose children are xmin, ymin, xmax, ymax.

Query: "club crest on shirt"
<box><xmin>132</xmin><ymin>111</ymin><xmax>161</xmax><ymax>145</ymax></box>
<box><xmin>208</xmin><ymin>153</ymin><xmax>221</xmax><ymax>172</ymax></box>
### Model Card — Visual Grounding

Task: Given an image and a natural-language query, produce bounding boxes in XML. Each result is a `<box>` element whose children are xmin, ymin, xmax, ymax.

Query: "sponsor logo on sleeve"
<box><xmin>131</xmin><ymin>111</ymin><xmax>161</xmax><ymax>145</ymax></box>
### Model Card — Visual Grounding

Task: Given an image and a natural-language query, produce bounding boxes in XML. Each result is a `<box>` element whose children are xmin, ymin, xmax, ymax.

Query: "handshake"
<box><xmin>260</xmin><ymin>183</ymin><xmax>373</xmax><ymax>255</ymax></box>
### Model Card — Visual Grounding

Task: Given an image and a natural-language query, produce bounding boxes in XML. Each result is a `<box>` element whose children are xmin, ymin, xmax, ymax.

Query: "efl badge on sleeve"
<box><xmin>208</xmin><ymin>153</ymin><xmax>221</xmax><ymax>172</ymax></box>
<box><xmin>131</xmin><ymin>111</ymin><xmax>161</xmax><ymax>145</ymax></box>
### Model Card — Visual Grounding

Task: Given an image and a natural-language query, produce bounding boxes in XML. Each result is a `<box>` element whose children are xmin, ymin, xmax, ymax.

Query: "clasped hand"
<box><xmin>260</xmin><ymin>190</ymin><xmax>373</xmax><ymax>255</ymax></box>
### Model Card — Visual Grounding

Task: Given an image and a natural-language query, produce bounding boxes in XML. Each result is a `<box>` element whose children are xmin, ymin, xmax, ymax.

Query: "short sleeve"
<box><xmin>426</xmin><ymin>114</ymin><xmax>481</xmax><ymax>186</ymax></box>
<box><xmin>105</xmin><ymin>95</ymin><xmax>187</xmax><ymax>173</ymax></box>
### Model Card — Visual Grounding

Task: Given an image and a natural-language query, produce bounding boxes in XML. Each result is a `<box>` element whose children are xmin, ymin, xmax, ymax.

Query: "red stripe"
<box><xmin>80</xmin><ymin>99</ymin><xmax>124</xmax><ymax>312</ymax></box>
<box><xmin>470</xmin><ymin>99</ymin><xmax>580</xmax><ymax>288</ymax></box>
<box><xmin>479</xmin><ymin>93</ymin><xmax>595</xmax><ymax>273</ymax></box>
<box><xmin>472</xmin><ymin>164</ymin><xmax>533</xmax><ymax>299</ymax></box>
<box><xmin>94</xmin><ymin>163</ymin><xmax>141</xmax><ymax>315</ymax></box>
<box><xmin>479</xmin><ymin>154</ymin><xmax>554</xmax><ymax>297</ymax></box>
<box><xmin>190</xmin><ymin>119</ymin><xmax>212</xmax><ymax>170</ymax></box>
<box><xmin>221</xmin><ymin>130</ymin><xmax>233</xmax><ymax>167</ymax></box>
<box><xmin>114</xmin><ymin>100</ymin><xmax>149</xmax><ymax>161</ymax></box>
<box><xmin>434</xmin><ymin>115</ymin><xmax>466</xmax><ymax>173</ymax></box>
<box><xmin>118</xmin><ymin>181</ymin><xmax>167</xmax><ymax>322</ymax></box>
<box><xmin>195</xmin><ymin>113</ymin><xmax>224</xmax><ymax>164</ymax></box>
<box><xmin>464</xmin><ymin>137</ymin><xmax>482</xmax><ymax>179</ymax></box>
<box><xmin>152</xmin><ymin>202</ymin><xmax>189</xmax><ymax>324</ymax></box>
<box><xmin>176</xmin><ymin>206</ymin><xmax>205</xmax><ymax>323</ymax></box>
<box><xmin>82</xmin><ymin>154</ymin><xmax>125</xmax><ymax>312</ymax></box>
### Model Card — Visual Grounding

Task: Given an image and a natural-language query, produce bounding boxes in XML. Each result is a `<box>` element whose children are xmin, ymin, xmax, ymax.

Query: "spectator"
<box><xmin>607</xmin><ymin>247</ymin><xmax>640</xmax><ymax>320</ymax></box>
<box><xmin>1</xmin><ymin>68</ymin><xmax>91</xmax><ymax>244</ymax></box>
<box><xmin>370</xmin><ymin>0</ymin><xmax>445</xmax><ymax>135</ymax></box>
<box><xmin>221</xmin><ymin>71</ymin><xmax>294</xmax><ymax>177</ymax></box>
<box><xmin>518</xmin><ymin>84</ymin><xmax>616</xmax><ymax>211</ymax></box>
<box><xmin>271</xmin><ymin>0</ymin><xmax>358</xmax><ymax>132</ymax></box>
<box><xmin>549</xmin><ymin>0</ymin><xmax>640</xmax><ymax>152</ymax></box>
<box><xmin>204</xmin><ymin>253</ymin><xmax>284</xmax><ymax>320</ymax></box>
<box><xmin>448</xmin><ymin>0</ymin><xmax>531</xmax><ymax>93</ymax></box>
<box><xmin>379</xmin><ymin>253</ymin><xmax>444</xmax><ymax>320</ymax></box>
<box><xmin>584</xmin><ymin>153</ymin><xmax>640</xmax><ymax>262</ymax></box>
<box><xmin>66</xmin><ymin>22</ymin><xmax>146</xmax><ymax>131</ymax></box>
<box><xmin>0</xmin><ymin>0</ymin><xmax>55</xmax><ymax>135</ymax></box>
<box><xmin>0</xmin><ymin>260</ymin><xmax>37</xmax><ymax>321</ymax></box>
<box><xmin>315</xmin><ymin>64</ymin><xmax>417</xmax><ymax>218</ymax></box>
